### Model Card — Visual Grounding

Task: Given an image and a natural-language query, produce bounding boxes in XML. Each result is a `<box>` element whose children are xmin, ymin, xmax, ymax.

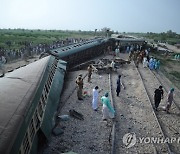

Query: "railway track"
<box><xmin>108</xmin><ymin>73</ymin><xmax>116</xmax><ymax>154</ymax></box>
<box><xmin>137</xmin><ymin>64</ymin><xmax>180</xmax><ymax>154</ymax></box>
<box><xmin>108</xmin><ymin>59</ymin><xmax>168</xmax><ymax>154</ymax></box>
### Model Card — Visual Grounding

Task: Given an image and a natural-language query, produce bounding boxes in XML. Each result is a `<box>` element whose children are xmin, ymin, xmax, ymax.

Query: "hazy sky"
<box><xmin>0</xmin><ymin>0</ymin><xmax>180</xmax><ymax>33</ymax></box>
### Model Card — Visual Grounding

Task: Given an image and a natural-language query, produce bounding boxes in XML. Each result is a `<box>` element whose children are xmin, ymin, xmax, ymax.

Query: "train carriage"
<box><xmin>50</xmin><ymin>38</ymin><xmax>112</xmax><ymax>67</ymax></box>
<box><xmin>0</xmin><ymin>56</ymin><xmax>67</xmax><ymax>154</ymax></box>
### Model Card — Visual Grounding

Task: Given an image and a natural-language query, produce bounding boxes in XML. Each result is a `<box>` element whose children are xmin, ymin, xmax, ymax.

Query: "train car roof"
<box><xmin>0</xmin><ymin>56</ymin><xmax>50</xmax><ymax>152</ymax></box>
<box><xmin>113</xmin><ymin>37</ymin><xmax>145</xmax><ymax>43</ymax></box>
<box><xmin>50</xmin><ymin>38</ymin><xmax>105</xmax><ymax>58</ymax></box>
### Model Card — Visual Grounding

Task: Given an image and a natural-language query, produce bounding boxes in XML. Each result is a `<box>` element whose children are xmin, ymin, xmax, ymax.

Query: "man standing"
<box><xmin>115</xmin><ymin>46</ymin><xmax>120</xmax><ymax>57</ymax></box>
<box><xmin>165</xmin><ymin>88</ymin><xmax>174</xmax><ymax>113</ymax></box>
<box><xmin>87</xmin><ymin>64</ymin><xmax>93</xmax><ymax>82</ymax></box>
<box><xmin>75</xmin><ymin>75</ymin><xmax>84</xmax><ymax>100</ymax></box>
<box><xmin>143</xmin><ymin>57</ymin><xmax>148</xmax><ymax>68</ymax></box>
<box><xmin>154</xmin><ymin>86</ymin><xmax>164</xmax><ymax>111</ymax></box>
<box><xmin>101</xmin><ymin>92</ymin><xmax>115</xmax><ymax>120</ymax></box>
<box><xmin>110</xmin><ymin>60</ymin><xmax>116</xmax><ymax>71</ymax></box>
<box><xmin>116</xmin><ymin>75</ymin><xmax>124</xmax><ymax>96</ymax></box>
<box><xmin>87</xmin><ymin>64</ymin><xmax>97</xmax><ymax>82</ymax></box>
<box><xmin>92</xmin><ymin>86</ymin><xmax>99</xmax><ymax>111</ymax></box>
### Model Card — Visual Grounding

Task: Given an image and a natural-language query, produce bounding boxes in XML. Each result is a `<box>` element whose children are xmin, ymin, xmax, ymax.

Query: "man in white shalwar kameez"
<box><xmin>92</xmin><ymin>86</ymin><xmax>99</xmax><ymax>111</ymax></box>
<box><xmin>143</xmin><ymin>57</ymin><xmax>148</xmax><ymax>68</ymax></box>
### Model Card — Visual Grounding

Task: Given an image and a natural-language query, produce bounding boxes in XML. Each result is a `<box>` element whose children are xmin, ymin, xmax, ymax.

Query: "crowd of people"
<box><xmin>112</xmin><ymin>43</ymin><xmax>161</xmax><ymax>71</ymax></box>
<box><xmin>127</xmin><ymin>45</ymin><xmax>161</xmax><ymax>70</ymax></box>
<box><xmin>0</xmin><ymin>38</ymin><xmax>88</xmax><ymax>63</ymax></box>
<box><xmin>0</xmin><ymin>37</ymin><xmax>89</xmax><ymax>77</ymax></box>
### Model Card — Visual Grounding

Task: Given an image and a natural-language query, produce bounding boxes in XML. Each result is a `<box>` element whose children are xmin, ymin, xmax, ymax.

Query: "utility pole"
<box><xmin>95</xmin><ymin>29</ymin><xmax>97</xmax><ymax>37</ymax></box>
<box><xmin>106</xmin><ymin>29</ymin><xmax>109</xmax><ymax>38</ymax></box>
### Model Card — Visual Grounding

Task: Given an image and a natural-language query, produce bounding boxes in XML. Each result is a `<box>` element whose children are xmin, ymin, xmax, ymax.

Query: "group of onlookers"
<box><xmin>0</xmin><ymin>38</ymin><xmax>88</xmax><ymax>63</ymax></box>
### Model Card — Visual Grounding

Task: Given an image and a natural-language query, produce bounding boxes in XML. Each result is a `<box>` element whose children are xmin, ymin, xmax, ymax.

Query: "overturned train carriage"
<box><xmin>50</xmin><ymin>38</ymin><xmax>113</xmax><ymax>67</ymax></box>
<box><xmin>0</xmin><ymin>56</ymin><xmax>67</xmax><ymax>154</ymax></box>
<box><xmin>0</xmin><ymin>38</ymin><xmax>112</xmax><ymax>154</ymax></box>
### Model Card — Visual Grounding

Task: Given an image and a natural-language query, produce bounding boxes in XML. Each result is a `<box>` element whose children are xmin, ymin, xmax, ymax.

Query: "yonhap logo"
<box><xmin>123</xmin><ymin>132</ymin><xmax>180</xmax><ymax>149</ymax></box>
<box><xmin>123</xmin><ymin>132</ymin><xmax>137</xmax><ymax>148</ymax></box>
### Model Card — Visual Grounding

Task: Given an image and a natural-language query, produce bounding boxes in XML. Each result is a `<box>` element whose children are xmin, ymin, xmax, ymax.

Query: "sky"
<box><xmin>0</xmin><ymin>0</ymin><xmax>180</xmax><ymax>33</ymax></box>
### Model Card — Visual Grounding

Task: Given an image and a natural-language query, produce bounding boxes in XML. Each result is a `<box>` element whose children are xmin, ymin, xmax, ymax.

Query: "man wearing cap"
<box><xmin>165</xmin><ymin>88</ymin><xmax>174</xmax><ymax>113</ymax></box>
<box><xmin>75</xmin><ymin>75</ymin><xmax>83</xmax><ymax>100</ymax></box>
<box><xmin>154</xmin><ymin>86</ymin><xmax>164</xmax><ymax>111</ymax></box>
<box><xmin>87</xmin><ymin>64</ymin><xmax>93</xmax><ymax>83</ymax></box>
<box><xmin>101</xmin><ymin>92</ymin><xmax>115</xmax><ymax>120</ymax></box>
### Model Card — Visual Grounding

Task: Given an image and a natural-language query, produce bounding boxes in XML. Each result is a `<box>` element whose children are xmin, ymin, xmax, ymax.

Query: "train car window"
<box><xmin>41</xmin><ymin>95</ymin><xmax>46</xmax><ymax>106</ymax></box>
<box><xmin>49</xmin><ymin>73</ymin><xmax>54</xmax><ymax>82</ymax></box>
<box><xmin>43</xmin><ymin>88</ymin><xmax>48</xmax><ymax>100</ymax></box>
<box><xmin>34</xmin><ymin>110</ymin><xmax>41</xmax><ymax>129</ymax></box>
<box><xmin>38</xmin><ymin>102</ymin><xmax>43</xmax><ymax>119</ymax></box>
<box><xmin>45</xmin><ymin>84</ymin><xmax>50</xmax><ymax>94</ymax></box>
<box><xmin>29</xmin><ymin>119</ymin><xmax>35</xmax><ymax>142</ymax></box>
<box><xmin>22</xmin><ymin>132</ymin><xmax>30</xmax><ymax>154</ymax></box>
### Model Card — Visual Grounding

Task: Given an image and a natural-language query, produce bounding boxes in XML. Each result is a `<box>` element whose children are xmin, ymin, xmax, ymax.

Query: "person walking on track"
<box><xmin>101</xmin><ymin>92</ymin><xmax>115</xmax><ymax>121</ymax></box>
<box><xmin>116</xmin><ymin>75</ymin><xmax>124</xmax><ymax>96</ymax></box>
<box><xmin>92</xmin><ymin>86</ymin><xmax>99</xmax><ymax>111</ymax></box>
<box><xmin>154</xmin><ymin>85</ymin><xmax>164</xmax><ymax>111</ymax></box>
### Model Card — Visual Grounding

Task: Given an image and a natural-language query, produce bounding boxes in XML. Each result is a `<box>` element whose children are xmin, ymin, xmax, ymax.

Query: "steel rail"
<box><xmin>109</xmin><ymin>73</ymin><xmax>116</xmax><ymax>154</ymax></box>
<box><xmin>136</xmin><ymin>66</ymin><xmax>172</xmax><ymax>154</ymax></box>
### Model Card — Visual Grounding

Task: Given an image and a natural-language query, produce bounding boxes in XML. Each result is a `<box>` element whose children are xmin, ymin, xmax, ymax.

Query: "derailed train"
<box><xmin>0</xmin><ymin>38</ymin><xmax>113</xmax><ymax>154</ymax></box>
